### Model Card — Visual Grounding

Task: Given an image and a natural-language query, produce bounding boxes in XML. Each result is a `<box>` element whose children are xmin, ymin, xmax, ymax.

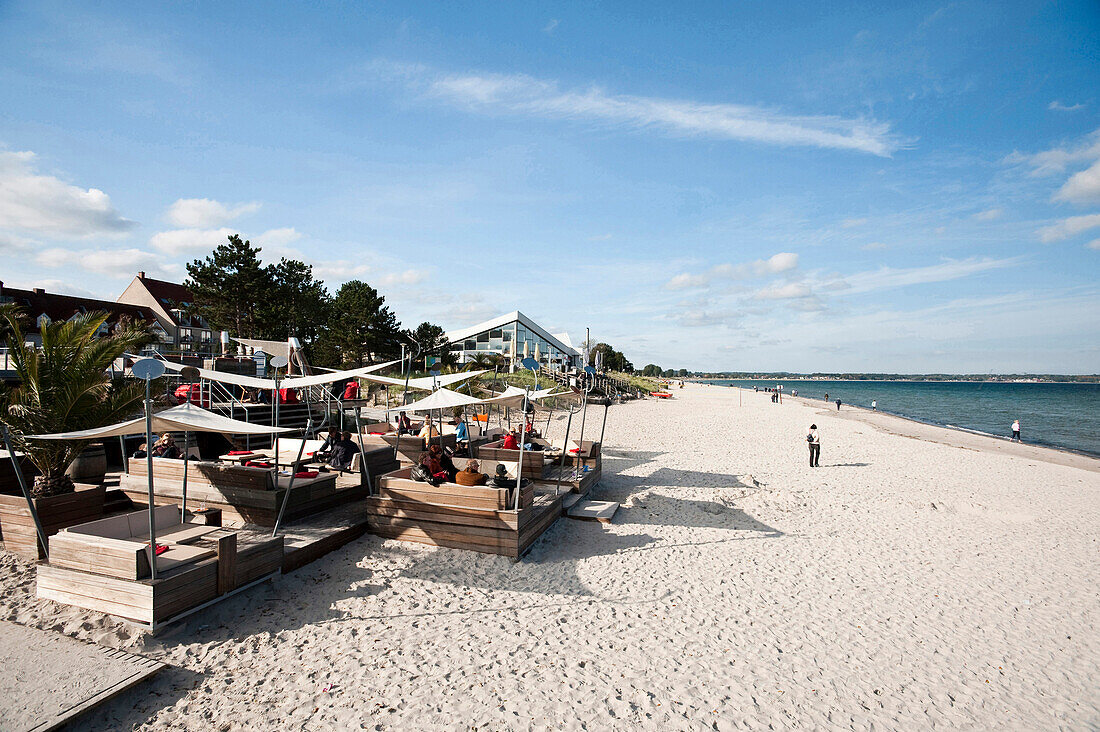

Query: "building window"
<box><xmin>489</xmin><ymin>329</ymin><xmax>502</xmax><ymax>339</ymax></box>
<box><xmin>476</xmin><ymin>332</ymin><xmax>489</xmax><ymax>343</ymax></box>
<box><xmin>464</xmin><ymin>340</ymin><xmax>476</xmax><ymax>350</ymax></box>
<box><xmin>36</xmin><ymin>314</ymin><xmax>50</xmax><ymax>328</ymax></box>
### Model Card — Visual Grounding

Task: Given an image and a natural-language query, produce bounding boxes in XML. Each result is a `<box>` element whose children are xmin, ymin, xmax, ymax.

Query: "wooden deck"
<box><xmin>365</xmin><ymin>472</ymin><xmax>564</xmax><ymax>559</ymax></box>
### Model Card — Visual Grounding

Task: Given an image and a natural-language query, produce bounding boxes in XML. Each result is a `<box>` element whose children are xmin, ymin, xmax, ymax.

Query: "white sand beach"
<box><xmin>2</xmin><ymin>383</ymin><xmax>1098</xmax><ymax>730</ymax></box>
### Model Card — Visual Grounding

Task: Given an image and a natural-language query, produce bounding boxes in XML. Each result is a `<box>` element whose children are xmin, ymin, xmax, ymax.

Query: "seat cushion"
<box><xmin>155</xmin><ymin>544</ymin><xmax>216</xmax><ymax>573</ymax></box>
<box><xmin>135</xmin><ymin>523</ymin><xmax>218</xmax><ymax>545</ymax></box>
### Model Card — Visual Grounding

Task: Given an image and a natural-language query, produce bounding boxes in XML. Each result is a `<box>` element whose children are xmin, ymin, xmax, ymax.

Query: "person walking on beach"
<box><xmin>1011</xmin><ymin>419</ymin><xmax>1021</xmax><ymax>442</ymax></box>
<box><xmin>835</xmin><ymin>398</ymin><xmax>842</xmax><ymax>411</ymax></box>
<box><xmin>871</xmin><ymin>399</ymin><xmax>877</xmax><ymax>411</ymax></box>
<box><xmin>807</xmin><ymin>424</ymin><xmax>820</xmax><ymax>467</ymax></box>
<box><xmin>824</xmin><ymin>392</ymin><xmax>829</xmax><ymax>402</ymax></box>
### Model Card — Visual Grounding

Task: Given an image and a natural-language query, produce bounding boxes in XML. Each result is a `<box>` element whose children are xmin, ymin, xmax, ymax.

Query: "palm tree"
<box><xmin>0</xmin><ymin>309</ymin><xmax>152</xmax><ymax>497</ymax></box>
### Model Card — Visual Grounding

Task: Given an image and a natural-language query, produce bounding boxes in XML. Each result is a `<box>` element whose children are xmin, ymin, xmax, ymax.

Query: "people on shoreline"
<box><xmin>1011</xmin><ymin>419</ymin><xmax>1021</xmax><ymax>442</ymax></box>
<box><xmin>807</xmin><ymin>424</ymin><xmax>820</xmax><ymax>467</ymax></box>
<box><xmin>835</xmin><ymin>399</ymin><xmax>842</xmax><ymax>411</ymax></box>
<box><xmin>871</xmin><ymin>400</ymin><xmax>877</xmax><ymax>411</ymax></box>
<box><xmin>824</xmin><ymin>392</ymin><xmax>829</xmax><ymax>402</ymax></box>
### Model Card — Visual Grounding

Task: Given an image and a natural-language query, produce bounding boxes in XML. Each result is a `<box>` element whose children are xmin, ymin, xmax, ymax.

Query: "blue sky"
<box><xmin>1</xmin><ymin>0</ymin><xmax>1098</xmax><ymax>373</ymax></box>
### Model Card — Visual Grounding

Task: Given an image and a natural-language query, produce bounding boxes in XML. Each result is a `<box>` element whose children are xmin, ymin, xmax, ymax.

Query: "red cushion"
<box><xmin>294</xmin><ymin>471</ymin><xmax>319</xmax><ymax>479</ymax></box>
<box><xmin>227</xmin><ymin>450</ymin><xmax>252</xmax><ymax>455</ymax></box>
<box><xmin>245</xmin><ymin>461</ymin><xmax>273</xmax><ymax>468</ymax></box>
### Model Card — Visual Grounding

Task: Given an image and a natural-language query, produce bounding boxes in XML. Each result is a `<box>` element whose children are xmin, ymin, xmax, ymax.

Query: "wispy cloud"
<box><xmin>166</xmin><ymin>198</ymin><xmax>261</xmax><ymax>228</ymax></box>
<box><xmin>542</xmin><ymin>19</ymin><xmax>559</xmax><ymax>34</ymax></box>
<box><xmin>754</xmin><ymin>281</ymin><xmax>812</xmax><ymax>300</ymax></box>
<box><xmin>1054</xmin><ymin>159</ymin><xmax>1100</xmax><ymax>206</ymax></box>
<box><xmin>1049</xmin><ymin>100</ymin><xmax>1085</xmax><ymax>112</ymax></box>
<box><xmin>416</xmin><ymin>69</ymin><xmax>902</xmax><ymax>156</ymax></box>
<box><xmin>1006</xmin><ymin>129</ymin><xmax>1100</xmax><ymax>176</ymax></box>
<box><xmin>972</xmin><ymin>207</ymin><xmax>1003</xmax><ymax>221</ymax></box>
<box><xmin>827</xmin><ymin>257</ymin><xmax>1019</xmax><ymax>295</ymax></box>
<box><xmin>35</xmin><ymin>246</ymin><xmax>181</xmax><ymax>279</ymax></box>
<box><xmin>1087</xmin><ymin>238</ymin><xmax>1100</xmax><ymax>251</ymax></box>
<box><xmin>1038</xmin><ymin>213</ymin><xmax>1100</xmax><ymax>243</ymax></box>
<box><xmin>0</xmin><ymin>150</ymin><xmax>135</xmax><ymax>237</ymax></box>
<box><xmin>666</xmin><ymin>252</ymin><xmax>799</xmax><ymax>290</ymax></box>
<box><xmin>840</xmin><ymin>217</ymin><xmax>868</xmax><ymax>228</ymax></box>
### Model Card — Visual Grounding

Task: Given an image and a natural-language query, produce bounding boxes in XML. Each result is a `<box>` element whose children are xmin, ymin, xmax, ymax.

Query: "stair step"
<box><xmin>567</xmin><ymin>500</ymin><xmax>618</xmax><ymax>523</ymax></box>
<box><xmin>560</xmin><ymin>493</ymin><xmax>582</xmax><ymax>514</ymax></box>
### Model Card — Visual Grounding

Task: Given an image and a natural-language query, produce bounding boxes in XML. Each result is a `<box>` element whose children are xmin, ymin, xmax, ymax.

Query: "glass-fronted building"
<box><xmin>445</xmin><ymin>311</ymin><xmax>582</xmax><ymax>371</ymax></box>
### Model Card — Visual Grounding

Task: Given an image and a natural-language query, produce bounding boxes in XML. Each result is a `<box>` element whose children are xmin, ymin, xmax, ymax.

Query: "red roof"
<box><xmin>137</xmin><ymin>274</ymin><xmax>194</xmax><ymax>306</ymax></box>
<box><xmin>0</xmin><ymin>286</ymin><xmax>158</xmax><ymax>335</ymax></box>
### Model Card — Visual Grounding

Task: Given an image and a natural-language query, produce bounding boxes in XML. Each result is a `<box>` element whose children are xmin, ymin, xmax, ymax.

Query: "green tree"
<box><xmin>185</xmin><ymin>234</ymin><xmax>275</xmax><ymax>338</ymax></box>
<box><xmin>407</xmin><ymin>321</ymin><xmax>456</xmax><ymax>369</ymax></box>
<box><xmin>265</xmin><ymin>257</ymin><xmax>331</xmax><ymax>351</ymax></box>
<box><xmin>322</xmin><ymin>280</ymin><xmax>403</xmax><ymax>366</ymax></box>
<box><xmin>642</xmin><ymin>364</ymin><xmax>662</xmax><ymax>377</ymax></box>
<box><xmin>0</xmin><ymin>310</ymin><xmax>152</xmax><ymax>497</ymax></box>
<box><xmin>677</xmin><ymin>368</ymin><xmax>689</xmax><ymax>377</ymax></box>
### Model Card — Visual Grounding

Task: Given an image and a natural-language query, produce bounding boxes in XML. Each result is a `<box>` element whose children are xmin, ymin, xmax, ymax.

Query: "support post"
<box><xmin>1</xmin><ymin>427</ymin><xmax>48</xmax><ymax>558</ymax></box>
<box><xmin>513</xmin><ymin>386</ymin><xmax>530</xmax><ymax>511</ymax></box>
<box><xmin>180</xmin><ymin>430</ymin><xmax>190</xmax><ymax>520</ymax></box>
<box><xmin>143</xmin><ymin>377</ymin><xmax>158</xmax><ymax>580</ymax></box>
<box><xmin>354</xmin><ymin>407</ymin><xmax>372</xmax><ymax>496</ymax></box>
<box><xmin>272</xmin><ymin>420</ymin><xmax>312</xmax><ymax>537</ymax></box>
<box><xmin>216</xmin><ymin>531</ymin><xmax>237</xmax><ymax>595</ymax></box>
<box><xmin>552</xmin><ymin>405</ymin><xmax>576</xmax><ymax>496</ymax></box>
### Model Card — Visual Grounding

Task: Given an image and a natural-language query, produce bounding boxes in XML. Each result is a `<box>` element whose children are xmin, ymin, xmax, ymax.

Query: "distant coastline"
<box><xmin>689</xmin><ymin>376</ymin><xmax>1100</xmax><ymax>384</ymax></box>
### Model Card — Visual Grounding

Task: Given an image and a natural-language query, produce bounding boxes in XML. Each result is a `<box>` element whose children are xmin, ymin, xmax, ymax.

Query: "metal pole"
<box><xmin>513</xmin><ymin>386</ymin><xmax>530</xmax><ymax>511</ymax></box>
<box><xmin>180</xmin><ymin>430</ymin><xmax>189</xmax><ymax>520</ymax></box>
<box><xmin>1</xmin><ymin>427</ymin><xmax>48</xmax><ymax>558</ymax></box>
<box><xmin>119</xmin><ymin>434</ymin><xmax>128</xmax><ymax>474</ymax></box>
<box><xmin>354</xmin><ymin>407</ymin><xmax>372</xmax><ymax>497</ymax></box>
<box><xmin>144</xmin><ymin>377</ymin><xmax>158</xmax><ymax>580</ymax></box>
<box><xmin>577</xmin><ymin>387</ymin><xmax>590</xmax><ymax>459</ymax></box>
<box><xmin>598</xmin><ymin>402</ymin><xmax>610</xmax><ymax>448</ymax></box>
<box><xmin>272</xmin><ymin>420</ymin><xmax>311</xmax><ymax>537</ymax></box>
<box><xmin>272</xmin><ymin>369</ymin><xmax>280</xmax><ymax>470</ymax></box>
<box><xmin>553</xmin><ymin>404</ymin><xmax>577</xmax><ymax>496</ymax></box>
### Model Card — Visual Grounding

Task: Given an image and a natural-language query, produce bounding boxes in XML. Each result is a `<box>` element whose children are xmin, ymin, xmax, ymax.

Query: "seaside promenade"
<box><xmin>1</xmin><ymin>383</ymin><xmax>1097</xmax><ymax>729</ymax></box>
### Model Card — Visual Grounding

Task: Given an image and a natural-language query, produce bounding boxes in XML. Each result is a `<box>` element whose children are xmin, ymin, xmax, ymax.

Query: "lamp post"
<box><xmin>132</xmin><ymin>358</ymin><xmax>166</xmax><ymax>580</ymax></box>
<box><xmin>270</xmin><ymin>355</ymin><xmax>289</xmax><ymax>470</ymax></box>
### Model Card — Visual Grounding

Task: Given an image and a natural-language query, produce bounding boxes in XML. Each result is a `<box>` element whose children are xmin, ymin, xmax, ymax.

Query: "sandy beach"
<box><xmin>2</xmin><ymin>382</ymin><xmax>1098</xmax><ymax>730</ymax></box>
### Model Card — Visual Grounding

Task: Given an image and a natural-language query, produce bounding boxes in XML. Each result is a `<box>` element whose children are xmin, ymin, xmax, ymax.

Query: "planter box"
<box><xmin>0</xmin><ymin>483</ymin><xmax>106</xmax><ymax>559</ymax></box>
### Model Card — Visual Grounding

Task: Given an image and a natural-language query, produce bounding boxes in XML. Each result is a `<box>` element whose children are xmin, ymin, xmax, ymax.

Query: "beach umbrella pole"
<box><xmin>180</xmin><ymin>430</ymin><xmax>189</xmax><ymax>520</ymax></box>
<box><xmin>1</xmin><ymin>427</ymin><xmax>48</xmax><ymax>558</ymax></box>
<box><xmin>354</xmin><ymin>407</ymin><xmax>372</xmax><ymax>497</ymax></box>
<box><xmin>513</xmin><ymin>386</ymin><xmax>530</xmax><ymax>511</ymax></box>
<box><xmin>552</xmin><ymin>405</ymin><xmax>576</xmax><ymax>496</ymax></box>
<box><xmin>272</xmin><ymin>420</ymin><xmax>312</xmax><ymax>537</ymax></box>
<box><xmin>143</xmin><ymin>376</ymin><xmax>158</xmax><ymax>580</ymax></box>
<box><xmin>598</xmin><ymin>402</ymin><xmax>610</xmax><ymax>448</ymax></box>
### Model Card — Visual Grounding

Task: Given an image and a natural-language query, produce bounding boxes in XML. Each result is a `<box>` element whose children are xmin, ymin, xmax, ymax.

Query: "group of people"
<box><xmin>413</xmin><ymin>444</ymin><xmax>524</xmax><ymax>493</ymax></box>
<box><xmin>132</xmin><ymin>433</ymin><xmax>182</xmax><ymax>460</ymax></box>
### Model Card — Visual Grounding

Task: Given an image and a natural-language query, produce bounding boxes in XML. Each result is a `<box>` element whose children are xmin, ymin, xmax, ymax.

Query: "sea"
<box><xmin>705</xmin><ymin>380</ymin><xmax>1100</xmax><ymax>458</ymax></box>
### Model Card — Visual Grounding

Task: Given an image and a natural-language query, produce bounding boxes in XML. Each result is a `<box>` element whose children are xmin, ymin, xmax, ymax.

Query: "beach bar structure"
<box><xmin>444</xmin><ymin>311</ymin><xmax>582</xmax><ymax>371</ymax></box>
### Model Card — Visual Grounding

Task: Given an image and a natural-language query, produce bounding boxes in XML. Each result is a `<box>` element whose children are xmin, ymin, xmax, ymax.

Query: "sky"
<box><xmin>1</xmin><ymin>0</ymin><xmax>1098</xmax><ymax>374</ymax></box>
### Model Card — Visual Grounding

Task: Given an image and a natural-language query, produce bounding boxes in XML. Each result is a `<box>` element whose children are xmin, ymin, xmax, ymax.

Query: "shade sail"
<box><xmin>280</xmin><ymin>359</ymin><xmax>400</xmax><ymax>389</ymax></box>
<box><xmin>27</xmin><ymin>402</ymin><xmax>298</xmax><ymax>440</ymax></box>
<box><xmin>358</xmin><ymin>370</ymin><xmax>487</xmax><ymax>391</ymax></box>
<box><xmin>399</xmin><ymin>388</ymin><xmax>485</xmax><ymax>413</ymax></box>
<box><xmin>154</xmin><ymin>358</ymin><xmax>400</xmax><ymax>390</ymax></box>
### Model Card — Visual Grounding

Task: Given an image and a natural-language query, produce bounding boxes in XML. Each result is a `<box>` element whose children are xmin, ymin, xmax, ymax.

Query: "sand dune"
<box><xmin>2</xmin><ymin>383</ymin><xmax>1098</xmax><ymax>729</ymax></box>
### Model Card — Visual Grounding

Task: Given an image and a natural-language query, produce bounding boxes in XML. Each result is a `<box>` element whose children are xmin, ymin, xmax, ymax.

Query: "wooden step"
<box><xmin>560</xmin><ymin>493</ymin><xmax>582</xmax><ymax>514</ymax></box>
<box><xmin>567</xmin><ymin>500</ymin><xmax>618</xmax><ymax>523</ymax></box>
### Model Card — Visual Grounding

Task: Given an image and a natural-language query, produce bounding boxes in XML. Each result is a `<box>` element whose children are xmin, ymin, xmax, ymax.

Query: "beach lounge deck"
<box><xmin>364</xmin><ymin>466</ymin><xmax>564</xmax><ymax>558</ymax></box>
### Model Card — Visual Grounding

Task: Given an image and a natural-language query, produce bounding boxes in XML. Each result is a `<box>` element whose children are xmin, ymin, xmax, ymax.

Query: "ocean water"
<box><xmin>706</xmin><ymin>380</ymin><xmax>1100</xmax><ymax>457</ymax></box>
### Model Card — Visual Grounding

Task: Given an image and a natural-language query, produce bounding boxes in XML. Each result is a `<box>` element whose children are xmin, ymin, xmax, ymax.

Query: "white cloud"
<box><xmin>543</xmin><ymin>19</ymin><xmax>559</xmax><ymax>33</ymax></box>
<box><xmin>972</xmin><ymin>207</ymin><xmax>1003</xmax><ymax>221</ymax></box>
<box><xmin>149</xmin><ymin>227</ymin><xmax>235</xmax><ymax>253</ymax></box>
<box><xmin>1087</xmin><ymin>239</ymin><xmax>1100</xmax><ymax>251</ymax></box>
<box><xmin>378</xmin><ymin>269</ymin><xmax>430</xmax><ymax>287</ymax></box>
<box><xmin>1038</xmin><ymin>213</ymin><xmax>1100</xmax><ymax>243</ymax></box>
<box><xmin>754</xmin><ymin>282</ymin><xmax>812</xmax><ymax>300</ymax></box>
<box><xmin>666</xmin><ymin>252</ymin><xmax>800</xmax><ymax>289</ymax></box>
<box><xmin>840</xmin><ymin>217</ymin><xmax>868</xmax><ymax>228</ymax></box>
<box><xmin>1054</xmin><ymin>159</ymin><xmax>1100</xmax><ymax>206</ymax></box>
<box><xmin>1049</xmin><ymin>100</ymin><xmax>1085</xmax><ymax>112</ymax></box>
<box><xmin>259</xmin><ymin>227</ymin><xmax>302</xmax><ymax>246</ymax></box>
<box><xmin>832</xmin><ymin>257</ymin><xmax>1017</xmax><ymax>295</ymax></box>
<box><xmin>1006</xmin><ymin>129</ymin><xmax>1100</xmax><ymax>176</ymax></box>
<box><xmin>0</xmin><ymin>232</ymin><xmax>33</xmax><ymax>252</ymax></box>
<box><xmin>420</xmin><ymin>70</ymin><xmax>901</xmax><ymax>156</ymax></box>
<box><xmin>861</xmin><ymin>241</ymin><xmax>887</xmax><ymax>251</ymax></box>
<box><xmin>35</xmin><ymin>246</ymin><xmax>181</xmax><ymax>279</ymax></box>
<box><xmin>165</xmin><ymin>198</ymin><xmax>261</xmax><ymax>227</ymax></box>
<box><xmin>0</xmin><ymin>150</ymin><xmax>134</xmax><ymax>236</ymax></box>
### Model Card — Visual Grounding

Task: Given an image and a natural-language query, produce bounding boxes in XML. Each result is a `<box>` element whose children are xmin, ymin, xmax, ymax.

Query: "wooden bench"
<box><xmin>476</xmin><ymin>439</ymin><xmax>550</xmax><ymax>478</ymax></box>
<box><xmin>119</xmin><ymin>458</ymin><xmax>341</xmax><ymax>527</ymax></box>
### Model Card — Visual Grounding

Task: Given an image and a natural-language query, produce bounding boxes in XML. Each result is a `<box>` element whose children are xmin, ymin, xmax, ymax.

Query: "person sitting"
<box><xmin>151</xmin><ymin>433</ymin><xmax>180</xmax><ymax>459</ymax></box>
<box><xmin>314</xmin><ymin>427</ymin><xmax>341</xmax><ymax>461</ymax></box>
<box><xmin>453</xmin><ymin>417</ymin><xmax>469</xmax><ymax>455</ymax></box>
<box><xmin>418</xmin><ymin>418</ymin><xmax>440</xmax><ymax>445</ymax></box>
<box><xmin>420</xmin><ymin>450</ymin><xmax>448</xmax><ymax>483</ymax></box>
<box><xmin>500</xmin><ymin>430</ymin><xmax>519</xmax><ymax>450</ymax></box>
<box><xmin>455</xmin><ymin>459</ymin><xmax>487</xmax><ymax>486</ymax></box>
<box><xmin>428</xmin><ymin>444</ymin><xmax>457</xmax><ymax>482</ymax></box>
<box><xmin>329</xmin><ymin>431</ymin><xmax>359</xmax><ymax>471</ymax></box>
<box><xmin>491</xmin><ymin>463</ymin><xmax>512</xmax><ymax>487</ymax></box>
<box><xmin>131</xmin><ymin>442</ymin><xmax>148</xmax><ymax>459</ymax></box>
<box><xmin>396</xmin><ymin>411</ymin><xmax>414</xmax><ymax>435</ymax></box>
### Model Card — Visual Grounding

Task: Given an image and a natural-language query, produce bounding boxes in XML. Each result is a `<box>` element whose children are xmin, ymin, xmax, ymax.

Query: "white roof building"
<box><xmin>445</xmin><ymin>311</ymin><xmax>582</xmax><ymax>370</ymax></box>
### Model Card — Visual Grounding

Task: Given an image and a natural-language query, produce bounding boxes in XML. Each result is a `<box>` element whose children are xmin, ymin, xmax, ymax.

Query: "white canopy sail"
<box><xmin>27</xmin><ymin>402</ymin><xmax>297</xmax><ymax>440</ymax></box>
<box><xmin>398</xmin><ymin>388</ymin><xmax>485</xmax><ymax>413</ymax></box>
<box><xmin>358</xmin><ymin>370</ymin><xmax>487</xmax><ymax>391</ymax></box>
<box><xmin>154</xmin><ymin>358</ymin><xmax>400</xmax><ymax>390</ymax></box>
